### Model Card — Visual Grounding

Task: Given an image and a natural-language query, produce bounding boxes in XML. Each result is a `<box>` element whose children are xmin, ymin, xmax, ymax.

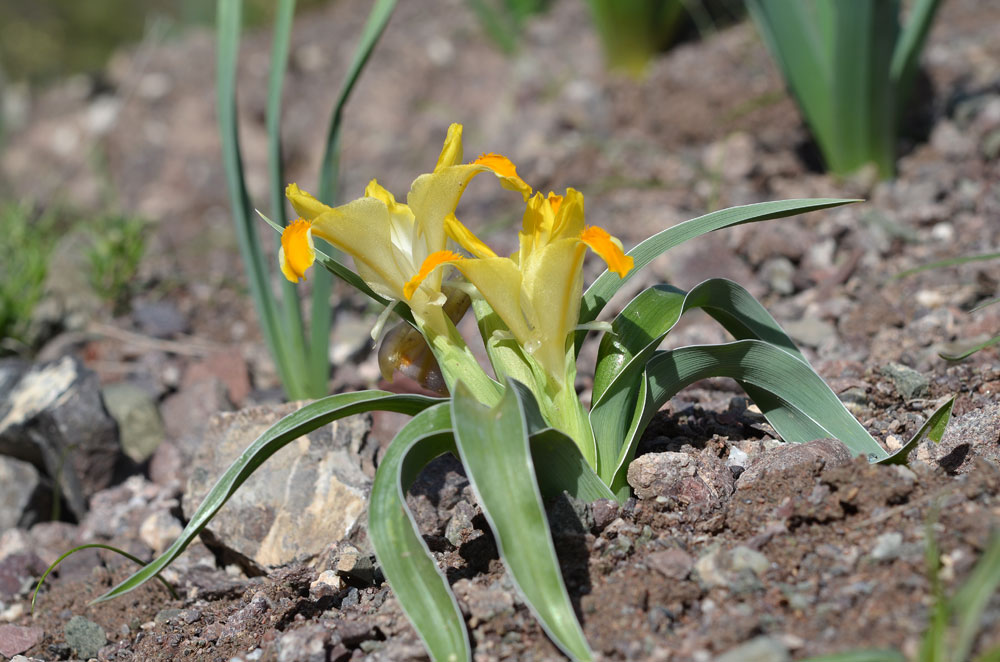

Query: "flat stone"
<box><xmin>63</xmin><ymin>615</ymin><xmax>106</xmax><ymax>660</ymax></box>
<box><xmin>783</xmin><ymin>316</ymin><xmax>838</xmax><ymax>348</ymax></box>
<box><xmin>627</xmin><ymin>450</ymin><xmax>734</xmax><ymax>506</ymax></box>
<box><xmin>738</xmin><ymin>439</ymin><xmax>854</xmax><ymax>489</ymax></box>
<box><xmin>183</xmin><ymin>403</ymin><xmax>372</xmax><ymax>569</ymax></box>
<box><xmin>880</xmin><ymin>362</ymin><xmax>929</xmax><ymax>401</ymax></box>
<box><xmin>646</xmin><ymin>548</ymin><xmax>694</xmax><ymax>580</ymax></box>
<box><xmin>0</xmin><ymin>456</ymin><xmax>51</xmax><ymax>530</ymax></box>
<box><xmin>101</xmin><ymin>381</ymin><xmax>165</xmax><ymax>462</ymax></box>
<box><xmin>133</xmin><ymin>300</ymin><xmax>188</xmax><ymax>338</ymax></box>
<box><xmin>0</xmin><ymin>624</ymin><xmax>43</xmax><ymax>658</ymax></box>
<box><xmin>0</xmin><ymin>356</ymin><xmax>121</xmax><ymax>518</ymax></box>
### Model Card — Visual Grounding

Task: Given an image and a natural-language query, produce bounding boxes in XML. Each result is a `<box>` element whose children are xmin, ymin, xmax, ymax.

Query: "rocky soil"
<box><xmin>1</xmin><ymin>0</ymin><xmax>999</xmax><ymax>660</ymax></box>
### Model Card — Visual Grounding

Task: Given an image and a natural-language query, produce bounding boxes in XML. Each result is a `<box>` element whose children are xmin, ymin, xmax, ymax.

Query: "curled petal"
<box><xmin>280</xmin><ymin>219</ymin><xmax>316</xmax><ymax>283</ymax></box>
<box><xmin>435</xmin><ymin>123</ymin><xmax>464</xmax><ymax>171</ymax></box>
<box><xmin>285</xmin><ymin>183</ymin><xmax>331</xmax><ymax>220</ymax></box>
<box><xmin>580</xmin><ymin>226</ymin><xmax>633</xmax><ymax>278</ymax></box>
<box><xmin>473</xmin><ymin>153</ymin><xmax>532</xmax><ymax>200</ymax></box>
<box><xmin>404</xmin><ymin>250</ymin><xmax>464</xmax><ymax>299</ymax></box>
<box><xmin>444</xmin><ymin>214</ymin><xmax>497</xmax><ymax>259</ymax></box>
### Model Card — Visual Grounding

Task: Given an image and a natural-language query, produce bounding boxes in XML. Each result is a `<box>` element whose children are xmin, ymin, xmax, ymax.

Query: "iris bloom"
<box><xmin>279</xmin><ymin>123</ymin><xmax>529</xmax><ymax>338</ymax></box>
<box><xmin>406</xmin><ymin>186</ymin><xmax>633</xmax><ymax>384</ymax></box>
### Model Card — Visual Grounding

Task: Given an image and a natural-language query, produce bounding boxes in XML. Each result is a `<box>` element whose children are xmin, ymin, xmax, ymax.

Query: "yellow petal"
<box><xmin>472</xmin><ymin>153</ymin><xmax>532</xmax><ymax>200</ymax></box>
<box><xmin>547</xmin><ymin>192</ymin><xmax>563</xmax><ymax>216</ymax></box>
<box><xmin>444</xmin><ymin>214</ymin><xmax>497</xmax><ymax>259</ymax></box>
<box><xmin>365</xmin><ymin>179</ymin><xmax>411</xmax><ymax>217</ymax></box>
<box><xmin>404</xmin><ymin>250</ymin><xmax>463</xmax><ymax>299</ymax></box>
<box><xmin>285</xmin><ymin>183</ymin><xmax>332</xmax><ymax>220</ymax></box>
<box><xmin>448</xmin><ymin>257</ymin><xmax>535</xmax><ymax>345</ymax></box>
<box><xmin>280</xmin><ymin>219</ymin><xmax>316</xmax><ymax>283</ymax></box>
<box><xmin>434</xmin><ymin>123</ymin><xmax>464</xmax><ymax>171</ymax></box>
<box><xmin>579</xmin><ymin>226</ymin><xmax>634</xmax><ymax>278</ymax></box>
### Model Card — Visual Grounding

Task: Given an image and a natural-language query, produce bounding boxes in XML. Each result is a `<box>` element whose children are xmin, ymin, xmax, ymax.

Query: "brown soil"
<box><xmin>3</xmin><ymin>0</ymin><xmax>1000</xmax><ymax>660</ymax></box>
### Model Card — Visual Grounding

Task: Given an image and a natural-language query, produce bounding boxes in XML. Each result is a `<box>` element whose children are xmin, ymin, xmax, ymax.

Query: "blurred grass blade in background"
<box><xmin>584</xmin><ymin>0</ymin><xmax>686</xmax><ymax>77</ymax></box>
<box><xmin>746</xmin><ymin>0</ymin><xmax>942</xmax><ymax>178</ymax></box>
<box><xmin>217</xmin><ymin>0</ymin><xmax>396</xmax><ymax>399</ymax></box>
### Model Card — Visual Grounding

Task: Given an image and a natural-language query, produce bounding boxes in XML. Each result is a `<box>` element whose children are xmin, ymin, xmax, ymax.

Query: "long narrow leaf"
<box><xmin>92</xmin><ymin>390</ymin><xmax>441</xmax><ymax>603</ymax></box>
<box><xmin>576</xmin><ymin>198</ymin><xmax>857</xmax><ymax>347</ymax></box>
<box><xmin>218</xmin><ymin>0</ymin><xmax>307</xmax><ymax>398</ymax></box>
<box><xmin>309</xmin><ymin>0</ymin><xmax>398</xmax><ymax>394</ymax></box>
<box><xmin>369</xmin><ymin>404</ymin><xmax>471</xmax><ymax>662</ymax></box>
<box><xmin>266</xmin><ymin>0</ymin><xmax>313</xmax><ymax>393</ymax></box>
<box><xmin>890</xmin><ymin>0</ymin><xmax>942</xmax><ymax>123</ymax></box>
<box><xmin>451</xmin><ymin>381</ymin><xmax>593</xmax><ymax>661</ymax></box>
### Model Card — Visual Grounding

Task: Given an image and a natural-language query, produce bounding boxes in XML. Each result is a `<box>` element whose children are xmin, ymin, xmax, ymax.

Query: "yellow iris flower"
<box><xmin>405</xmin><ymin>186</ymin><xmax>633</xmax><ymax>383</ymax></box>
<box><xmin>278</xmin><ymin>123</ymin><xmax>530</xmax><ymax>336</ymax></box>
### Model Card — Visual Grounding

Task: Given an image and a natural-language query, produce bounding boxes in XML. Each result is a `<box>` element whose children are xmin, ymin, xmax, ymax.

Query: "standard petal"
<box><xmin>520</xmin><ymin>238</ymin><xmax>587</xmax><ymax>380</ymax></box>
<box><xmin>308</xmin><ymin>197</ymin><xmax>409</xmax><ymax>298</ymax></box>
<box><xmin>286</xmin><ymin>183</ymin><xmax>332</xmax><ymax>220</ymax></box>
<box><xmin>434</xmin><ymin>123</ymin><xmax>464</xmax><ymax>171</ymax></box>
<box><xmin>450</xmin><ymin>257</ymin><xmax>535</xmax><ymax>345</ymax></box>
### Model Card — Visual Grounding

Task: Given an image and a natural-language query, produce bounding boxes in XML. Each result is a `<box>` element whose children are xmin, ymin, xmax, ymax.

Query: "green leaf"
<box><xmin>309</xmin><ymin>0</ymin><xmax>398</xmax><ymax>394</ymax></box>
<box><xmin>529</xmin><ymin>429</ymin><xmax>615</xmax><ymax>503</ymax></box>
<box><xmin>940</xmin><ymin>334</ymin><xmax>1000</xmax><ymax>362</ymax></box>
<box><xmin>894</xmin><ymin>251</ymin><xmax>1000</xmax><ymax>280</ymax></box>
<box><xmin>591</xmin><ymin>278</ymin><xmax>813</xmax><ymax>488</ymax></box>
<box><xmin>92</xmin><ymin>390</ymin><xmax>441</xmax><ymax>604</ymax></box>
<box><xmin>217</xmin><ymin>0</ymin><xmax>309</xmax><ymax>399</ymax></box>
<box><xmin>451</xmin><ymin>380</ymin><xmax>593</xmax><ymax>661</ymax></box>
<box><xmin>878</xmin><ymin>396</ymin><xmax>954</xmax><ymax>466</ymax></box>
<box><xmin>33</xmin><ymin>543</ymin><xmax>178</xmax><ymax>614</ymax></box>
<box><xmin>635</xmin><ymin>341</ymin><xmax>953</xmax><ymax>480</ymax></box>
<box><xmin>577</xmin><ymin>198</ymin><xmax>858</xmax><ymax>347</ymax></box>
<box><xmin>890</xmin><ymin>0</ymin><xmax>941</xmax><ymax>122</ymax></box>
<box><xmin>369</xmin><ymin>404</ymin><xmax>470</xmax><ymax>662</ymax></box>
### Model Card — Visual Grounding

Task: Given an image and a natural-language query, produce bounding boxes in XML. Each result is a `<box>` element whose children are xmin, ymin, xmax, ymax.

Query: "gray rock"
<box><xmin>275</xmin><ymin>622</ymin><xmax>331</xmax><ymax>662</ymax></box>
<box><xmin>133</xmin><ymin>300</ymin><xmax>188</xmax><ymax>338</ymax></box>
<box><xmin>702</xmin><ymin>132</ymin><xmax>756</xmax><ymax>182</ymax></box>
<box><xmin>590</xmin><ymin>498</ymin><xmax>619</xmax><ymax>531</ymax></box>
<box><xmin>738</xmin><ymin>439</ymin><xmax>854</xmax><ymax>489</ymax></box>
<box><xmin>332</xmin><ymin>542</ymin><xmax>377</xmax><ymax>586</ymax></box>
<box><xmin>646</xmin><ymin>548</ymin><xmax>694</xmax><ymax>580</ymax></box>
<box><xmin>870</xmin><ymin>532</ymin><xmax>904</xmax><ymax>561</ymax></box>
<box><xmin>183</xmin><ymin>403</ymin><xmax>372</xmax><ymax>569</ymax></box>
<box><xmin>783</xmin><ymin>316</ymin><xmax>838</xmax><ymax>348</ymax></box>
<box><xmin>0</xmin><ymin>624</ymin><xmax>43</xmax><ymax>658</ymax></box>
<box><xmin>714</xmin><ymin>635</ymin><xmax>790</xmax><ymax>662</ymax></box>
<box><xmin>101</xmin><ymin>381</ymin><xmax>165</xmax><ymax>462</ymax></box>
<box><xmin>160</xmin><ymin>375</ymin><xmax>233</xmax><ymax>474</ymax></box>
<box><xmin>444</xmin><ymin>500</ymin><xmax>478</xmax><ymax>547</ymax></box>
<box><xmin>880</xmin><ymin>362</ymin><xmax>929</xmax><ymax>401</ymax></box>
<box><xmin>63</xmin><ymin>615</ymin><xmax>106</xmax><ymax>660</ymax></box>
<box><xmin>760</xmin><ymin>257</ymin><xmax>796</xmax><ymax>295</ymax></box>
<box><xmin>627</xmin><ymin>450</ymin><xmax>734</xmax><ymax>506</ymax></box>
<box><xmin>0</xmin><ymin>456</ymin><xmax>51</xmax><ymax>530</ymax></box>
<box><xmin>695</xmin><ymin>545</ymin><xmax>769</xmax><ymax>590</ymax></box>
<box><xmin>0</xmin><ymin>355</ymin><xmax>121</xmax><ymax>518</ymax></box>
<box><xmin>918</xmin><ymin>401</ymin><xmax>1000</xmax><ymax>472</ymax></box>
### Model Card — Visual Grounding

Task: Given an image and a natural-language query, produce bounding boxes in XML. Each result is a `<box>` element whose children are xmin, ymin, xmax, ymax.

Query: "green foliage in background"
<box><xmin>585</xmin><ymin>0</ymin><xmax>687</xmax><ymax>76</ymax></box>
<box><xmin>0</xmin><ymin>0</ymin><xmax>327</xmax><ymax>82</ymax></box>
<box><xmin>747</xmin><ymin>0</ymin><xmax>941</xmax><ymax>179</ymax></box>
<box><xmin>0</xmin><ymin>202</ymin><xmax>55</xmax><ymax>349</ymax></box>
<box><xmin>466</xmin><ymin>0</ymin><xmax>551</xmax><ymax>54</ymax></box>
<box><xmin>87</xmin><ymin>213</ymin><xmax>146</xmax><ymax>312</ymax></box>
